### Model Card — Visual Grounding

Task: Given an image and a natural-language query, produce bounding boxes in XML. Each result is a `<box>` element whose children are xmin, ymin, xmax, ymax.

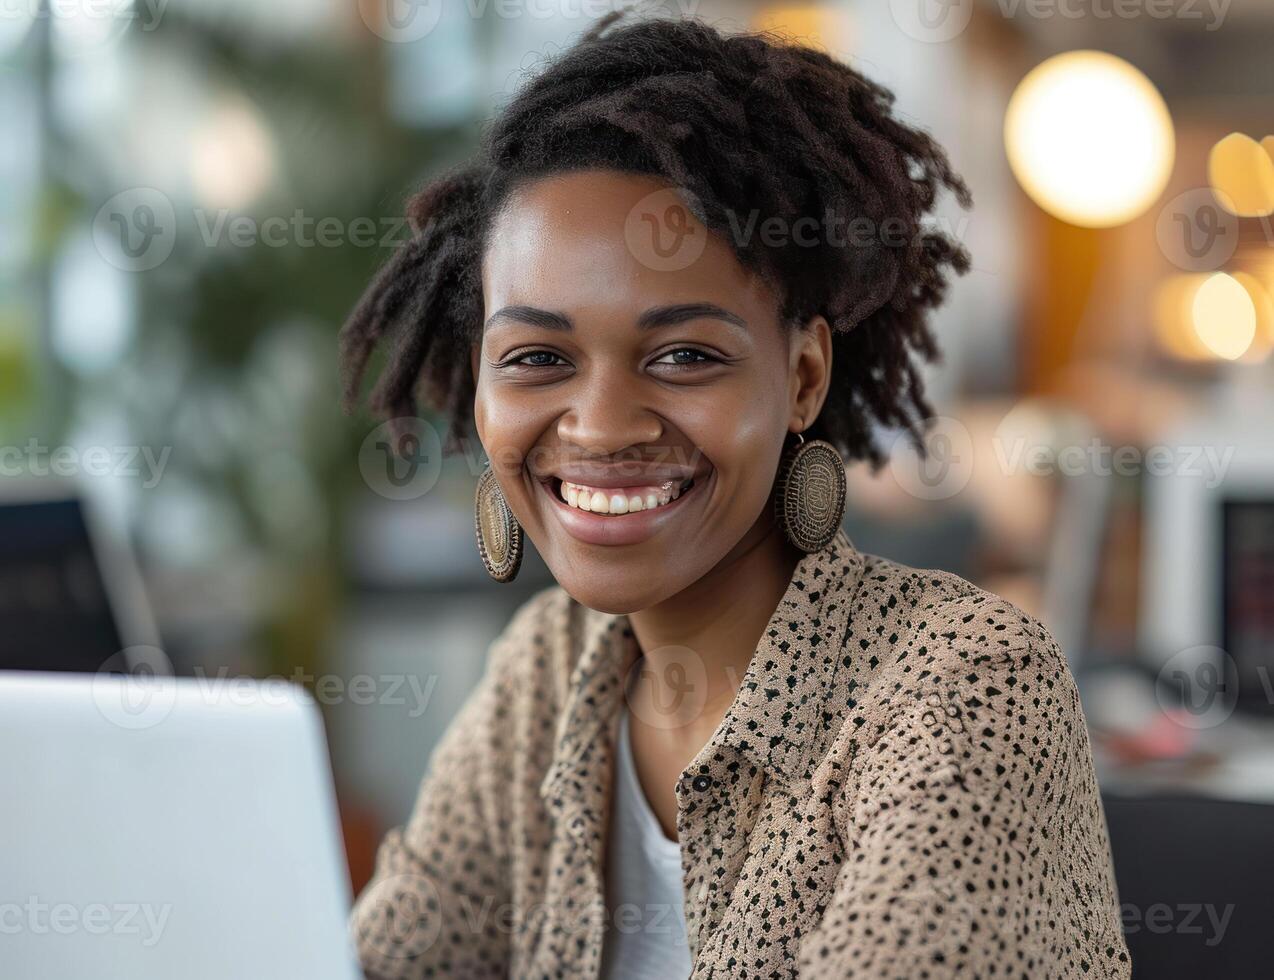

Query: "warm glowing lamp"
<box><xmin>1192</xmin><ymin>272</ymin><xmax>1256</xmax><ymax>361</ymax></box>
<box><xmin>1005</xmin><ymin>51</ymin><xmax>1174</xmax><ymax>227</ymax></box>
<box><xmin>1208</xmin><ymin>133</ymin><xmax>1274</xmax><ymax>217</ymax></box>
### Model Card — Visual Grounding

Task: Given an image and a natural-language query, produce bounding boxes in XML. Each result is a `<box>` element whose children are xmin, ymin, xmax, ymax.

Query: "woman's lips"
<box><xmin>539</xmin><ymin>471</ymin><xmax>708</xmax><ymax>547</ymax></box>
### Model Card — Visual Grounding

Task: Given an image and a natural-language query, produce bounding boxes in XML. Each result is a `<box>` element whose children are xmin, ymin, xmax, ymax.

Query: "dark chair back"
<box><xmin>1103</xmin><ymin>792</ymin><xmax>1274</xmax><ymax>979</ymax></box>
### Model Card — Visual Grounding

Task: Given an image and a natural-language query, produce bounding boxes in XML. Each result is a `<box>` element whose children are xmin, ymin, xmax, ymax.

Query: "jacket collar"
<box><xmin>686</xmin><ymin>526</ymin><xmax>866</xmax><ymax>787</ymax></box>
<box><xmin>538</xmin><ymin>527</ymin><xmax>866</xmax><ymax>818</ymax></box>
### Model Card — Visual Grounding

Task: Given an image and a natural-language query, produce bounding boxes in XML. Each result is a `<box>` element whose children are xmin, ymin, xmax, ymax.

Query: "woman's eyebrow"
<box><xmin>484</xmin><ymin>302</ymin><xmax>748</xmax><ymax>334</ymax></box>
<box><xmin>637</xmin><ymin>303</ymin><xmax>748</xmax><ymax>333</ymax></box>
<box><xmin>484</xmin><ymin>306</ymin><xmax>573</xmax><ymax>332</ymax></box>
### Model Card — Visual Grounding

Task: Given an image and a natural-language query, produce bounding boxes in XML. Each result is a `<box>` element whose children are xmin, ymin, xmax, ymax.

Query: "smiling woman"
<box><xmin>338</xmin><ymin>10</ymin><xmax>1129</xmax><ymax>980</ymax></box>
<box><xmin>470</xmin><ymin>167</ymin><xmax>830</xmax><ymax>597</ymax></box>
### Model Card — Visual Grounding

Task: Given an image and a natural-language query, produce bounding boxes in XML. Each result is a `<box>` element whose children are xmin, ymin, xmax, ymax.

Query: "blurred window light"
<box><xmin>1004</xmin><ymin>50</ymin><xmax>1174</xmax><ymax>228</ymax></box>
<box><xmin>50</xmin><ymin>0</ymin><xmax>136</xmax><ymax>61</ymax></box>
<box><xmin>50</xmin><ymin>230</ymin><xmax>135</xmax><ymax>375</ymax></box>
<box><xmin>51</xmin><ymin>35</ymin><xmax>126</xmax><ymax>143</ymax></box>
<box><xmin>1207</xmin><ymin>132</ymin><xmax>1274</xmax><ymax>218</ymax></box>
<box><xmin>1192</xmin><ymin>271</ymin><xmax>1256</xmax><ymax>361</ymax></box>
<box><xmin>483</xmin><ymin>4</ymin><xmax>637</xmax><ymax>119</ymax></box>
<box><xmin>383</xmin><ymin>1</ymin><xmax>479</xmax><ymax>128</ymax></box>
<box><xmin>0</xmin><ymin>1</ymin><xmax>35</xmax><ymax>58</ymax></box>
<box><xmin>189</xmin><ymin>97</ymin><xmax>277</xmax><ymax>211</ymax></box>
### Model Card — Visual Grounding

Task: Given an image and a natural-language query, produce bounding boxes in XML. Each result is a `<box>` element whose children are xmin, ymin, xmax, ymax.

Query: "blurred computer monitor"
<box><xmin>1222</xmin><ymin>498</ymin><xmax>1274</xmax><ymax>711</ymax></box>
<box><xmin>1140</xmin><ymin>411</ymin><xmax>1274</xmax><ymax>705</ymax></box>
<box><xmin>0</xmin><ymin>480</ymin><xmax>159</xmax><ymax>673</ymax></box>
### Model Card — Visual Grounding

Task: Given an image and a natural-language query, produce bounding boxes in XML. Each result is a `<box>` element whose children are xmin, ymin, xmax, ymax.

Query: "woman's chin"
<box><xmin>553</xmin><ymin>579</ymin><xmax>667</xmax><ymax>617</ymax></box>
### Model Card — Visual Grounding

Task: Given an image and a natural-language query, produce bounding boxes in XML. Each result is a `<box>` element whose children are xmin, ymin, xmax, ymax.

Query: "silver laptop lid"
<box><xmin>0</xmin><ymin>671</ymin><xmax>360</xmax><ymax>980</ymax></box>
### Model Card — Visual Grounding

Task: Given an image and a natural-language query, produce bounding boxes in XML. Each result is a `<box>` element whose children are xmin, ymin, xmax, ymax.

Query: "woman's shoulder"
<box><xmin>844</xmin><ymin>550</ymin><xmax>1078</xmax><ymax>738</ymax></box>
<box><xmin>844</xmin><ymin>551</ymin><xmax>1097</xmax><ymax>823</ymax></box>
<box><xmin>854</xmin><ymin>549</ymin><xmax>1069</xmax><ymax>676</ymax></box>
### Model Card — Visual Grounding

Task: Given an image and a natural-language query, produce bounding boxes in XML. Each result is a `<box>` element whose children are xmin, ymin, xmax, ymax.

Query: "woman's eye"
<box><xmin>508</xmin><ymin>350</ymin><xmax>566</xmax><ymax>368</ymax></box>
<box><xmin>652</xmin><ymin>348</ymin><xmax>718</xmax><ymax>367</ymax></box>
<box><xmin>502</xmin><ymin>348</ymin><xmax>719</xmax><ymax>370</ymax></box>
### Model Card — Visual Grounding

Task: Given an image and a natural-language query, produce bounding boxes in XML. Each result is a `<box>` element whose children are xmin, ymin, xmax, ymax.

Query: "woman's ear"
<box><xmin>470</xmin><ymin>343</ymin><xmax>482</xmax><ymax>386</ymax></box>
<box><xmin>788</xmin><ymin>315</ymin><xmax>833</xmax><ymax>430</ymax></box>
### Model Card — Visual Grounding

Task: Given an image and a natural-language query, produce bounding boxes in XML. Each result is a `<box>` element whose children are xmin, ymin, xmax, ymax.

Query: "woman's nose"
<box><xmin>555</xmin><ymin>378</ymin><xmax>663</xmax><ymax>456</ymax></box>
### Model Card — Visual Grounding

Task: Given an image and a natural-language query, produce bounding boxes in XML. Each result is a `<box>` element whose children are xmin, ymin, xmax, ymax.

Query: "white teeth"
<box><xmin>557</xmin><ymin>479</ymin><xmax>692</xmax><ymax>514</ymax></box>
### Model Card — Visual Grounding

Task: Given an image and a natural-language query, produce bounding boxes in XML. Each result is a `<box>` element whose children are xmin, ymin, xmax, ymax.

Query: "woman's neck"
<box><xmin>625</xmin><ymin>517</ymin><xmax>805</xmax><ymax>730</ymax></box>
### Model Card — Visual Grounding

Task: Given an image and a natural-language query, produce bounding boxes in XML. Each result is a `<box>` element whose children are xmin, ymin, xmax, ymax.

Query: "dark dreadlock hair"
<box><xmin>338</xmin><ymin>10</ymin><xmax>972</xmax><ymax>467</ymax></box>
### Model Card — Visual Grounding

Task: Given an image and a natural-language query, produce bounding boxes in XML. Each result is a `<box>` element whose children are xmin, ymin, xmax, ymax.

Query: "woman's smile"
<box><xmin>537</xmin><ymin>466</ymin><xmax>713</xmax><ymax>547</ymax></box>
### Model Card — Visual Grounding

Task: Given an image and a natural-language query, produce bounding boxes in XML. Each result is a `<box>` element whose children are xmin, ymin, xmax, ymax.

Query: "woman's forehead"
<box><xmin>482</xmin><ymin>170</ymin><xmax>776</xmax><ymax>318</ymax></box>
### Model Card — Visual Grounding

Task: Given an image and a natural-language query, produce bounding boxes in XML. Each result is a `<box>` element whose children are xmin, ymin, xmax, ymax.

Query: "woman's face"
<box><xmin>472</xmin><ymin>169</ymin><xmax>830</xmax><ymax>613</ymax></box>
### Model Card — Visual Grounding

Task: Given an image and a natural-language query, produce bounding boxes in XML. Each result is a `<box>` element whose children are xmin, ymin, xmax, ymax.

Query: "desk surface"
<box><xmin>1094</xmin><ymin>709</ymin><xmax>1274</xmax><ymax>804</ymax></box>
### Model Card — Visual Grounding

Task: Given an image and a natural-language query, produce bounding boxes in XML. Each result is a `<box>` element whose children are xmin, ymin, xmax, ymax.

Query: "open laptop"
<box><xmin>0</xmin><ymin>670</ymin><xmax>362</xmax><ymax>980</ymax></box>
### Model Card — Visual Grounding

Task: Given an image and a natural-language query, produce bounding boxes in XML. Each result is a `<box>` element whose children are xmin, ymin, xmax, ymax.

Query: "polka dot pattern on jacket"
<box><xmin>351</xmin><ymin>527</ymin><xmax>1131</xmax><ymax>979</ymax></box>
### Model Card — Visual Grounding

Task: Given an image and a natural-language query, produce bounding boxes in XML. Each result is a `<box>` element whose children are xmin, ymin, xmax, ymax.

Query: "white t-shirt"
<box><xmin>598</xmin><ymin>705</ymin><xmax>694</xmax><ymax>979</ymax></box>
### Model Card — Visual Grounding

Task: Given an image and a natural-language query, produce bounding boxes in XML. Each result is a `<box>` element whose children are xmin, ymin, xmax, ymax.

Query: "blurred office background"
<box><xmin>2</xmin><ymin>1</ymin><xmax>1273</xmax><ymax>975</ymax></box>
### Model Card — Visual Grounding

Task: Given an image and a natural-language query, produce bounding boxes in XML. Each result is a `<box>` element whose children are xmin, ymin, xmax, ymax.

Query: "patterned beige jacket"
<box><xmin>350</xmin><ymin>528</ymin><xmax>1131</xmax><ymax>978</ymax></box>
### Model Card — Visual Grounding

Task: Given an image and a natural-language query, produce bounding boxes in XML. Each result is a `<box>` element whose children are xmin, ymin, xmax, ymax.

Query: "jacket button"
<box><xmin>691</xmin><ymin>775</ymin><xmax>712</xmax><ymax>792</ymax></box>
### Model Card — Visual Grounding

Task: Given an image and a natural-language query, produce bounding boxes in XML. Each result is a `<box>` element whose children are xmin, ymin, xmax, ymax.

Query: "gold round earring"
<box><xmin>475</xmin><ymin>463</ymin><xmax>523</xmax><ymax>583</ymax></box>
<box><xmin>773</xmin><ymin>431</ymin><xmax>847</xmax><ymax>553</ymax></box>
